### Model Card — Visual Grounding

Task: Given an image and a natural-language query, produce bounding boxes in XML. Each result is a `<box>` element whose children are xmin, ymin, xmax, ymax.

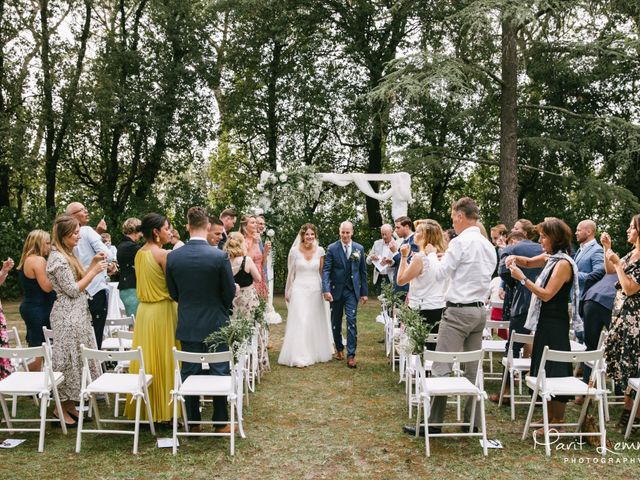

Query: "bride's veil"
<box><xmin>285</xmin><ymin>229</ymin><xmax>318</xmax><ymax>303</ymax></box>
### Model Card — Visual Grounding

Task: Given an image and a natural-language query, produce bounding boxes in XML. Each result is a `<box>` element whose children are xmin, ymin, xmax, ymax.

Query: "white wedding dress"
<box><xmin>278</xmin><ymin>246</ymin><xmax>334</xmax><ymax>367</ymax></box>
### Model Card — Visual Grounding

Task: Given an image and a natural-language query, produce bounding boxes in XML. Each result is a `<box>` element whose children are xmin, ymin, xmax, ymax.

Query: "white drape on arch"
<box><xmin>317</xmin><ymin>172</ymin><xmax>413</xmax><ymax>219</ymax></box>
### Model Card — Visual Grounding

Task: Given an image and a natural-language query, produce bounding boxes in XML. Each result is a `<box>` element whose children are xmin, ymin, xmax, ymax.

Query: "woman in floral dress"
<box><xmin>47</xmin><ymin>215</ymin><xmax>107</xmax><ymax>426</ymax></box>
<box><xmin>602</xmin><ymin>213</ymin><xmax>640</xmax><ymax>428</ymax></box>
<box><xmin>0</xmin><ymin>257</ymin><xmax>15</xmax><ymax>379</ymax></box>
<box><xmin>240</xmin><ymin>214</ymin><xmax>270</xmax><ymax>300</ymax></box>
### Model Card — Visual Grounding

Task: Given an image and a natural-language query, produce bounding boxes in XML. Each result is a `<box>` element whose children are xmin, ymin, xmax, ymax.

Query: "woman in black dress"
<box><xmin>506</xmin><ymin>217</ymin><xmax>576</xmax><ymax>427</ymax></box>
<box><xmin>17</xmin><ymin>230</ymin><xmax>56</xmax><ymax>370</ymax></box>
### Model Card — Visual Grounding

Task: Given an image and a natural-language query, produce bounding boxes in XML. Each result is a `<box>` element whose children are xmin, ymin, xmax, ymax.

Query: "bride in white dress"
<box><xmin>278</xmin><ymin>223</ymin><xmax>334</xmax><ymax>367</ymax></box>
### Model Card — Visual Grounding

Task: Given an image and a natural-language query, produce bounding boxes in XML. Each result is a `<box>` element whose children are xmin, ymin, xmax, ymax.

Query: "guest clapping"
<box><xmin>47</xmin><ymin>215</ymin><xmax>107</xmax><ymax>426</ymax></box>
<box><xmin>601</xmin><ymin>214</ymin><xmax>640</xmax><ymax>429</ymax></box>
<box><xmin>17</xmin><ymin>230</ymin><xmax>56</xmax><ymax>370</ymax></box>
<box><xmin>506</xmin><ymin>217</ymin><xmax>579</xmax><ymax>428</ymax></box>
<box><xmin>396</xmin><ymin>220</ymin><xmax>447</xmax><ymax>339</ymax></box>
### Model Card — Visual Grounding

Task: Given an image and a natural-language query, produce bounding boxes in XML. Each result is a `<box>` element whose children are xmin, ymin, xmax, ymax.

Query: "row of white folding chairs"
<box><xmin>410</xmin><ymin>346</ymin><xmax>609</xmax><ymax>457</ymax></box>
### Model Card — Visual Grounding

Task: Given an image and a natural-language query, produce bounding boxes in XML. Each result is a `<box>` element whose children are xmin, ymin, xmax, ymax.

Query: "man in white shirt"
<box><xmin>366</xmin><ymin>224</ymin><xmax>396</xmax><ymax>295</ymax></box>
<box><xmin>66</xmin><ymin>202</ymin><xmax>116</xmax><ymax>349</ymax></box>
<box><xmin>406</xmin><ymin>197</ymin><xmax>496</xmax><ymax>436</ymax></box>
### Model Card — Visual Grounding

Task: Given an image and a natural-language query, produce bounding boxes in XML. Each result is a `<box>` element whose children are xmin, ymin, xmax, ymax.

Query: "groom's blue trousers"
<box><xmin>330</xmin><ymin>291</ymin><xmax>358</xmax><ymax>357</ymax></box>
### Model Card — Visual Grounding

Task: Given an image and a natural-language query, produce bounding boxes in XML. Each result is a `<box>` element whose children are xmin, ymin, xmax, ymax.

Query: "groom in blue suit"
<box><xmin>166</xmin><ymin>207</ymin><xmax>236</xmax><ymax>431</ymax></box>
<box><xmin>323</xmin><ymin>221</ymin><xmax>368</xmax><ymax>368</ymax></box>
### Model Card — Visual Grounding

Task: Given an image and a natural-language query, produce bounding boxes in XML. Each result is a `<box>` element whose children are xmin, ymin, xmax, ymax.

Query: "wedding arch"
<box><xmin>257</xmin><ymin>170</ymin><xmax>413</xmax><ymax>219</ymax></box>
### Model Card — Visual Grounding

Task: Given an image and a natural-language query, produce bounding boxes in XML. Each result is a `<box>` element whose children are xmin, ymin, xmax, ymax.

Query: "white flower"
<box><xmin>279</xmin><ymin>173</ymin><xmax>288</xmax><ymax>182</ymax></box>
<box><xmin>269</xmin><ymin>173</ymin><xmax>277</xmax><ymax>184</ymax></box>
<box><xmin>266</xmin><ymin>229</ymin><xmax>275</xmax><ymax>238</ymax></box>
<box><xmin>257</xmin><ymin>184</ymin><xmax>264</xmax><ymax>192</ymax></box>
<box><xmin>297</xmin><ymin>182</ymin><xmax>304</xmax><ymax>191</ymax></box>
<box><xmin>253</xmin><ymin>207</ymin><xmax>264</xmax><ymax>215</ymax></box>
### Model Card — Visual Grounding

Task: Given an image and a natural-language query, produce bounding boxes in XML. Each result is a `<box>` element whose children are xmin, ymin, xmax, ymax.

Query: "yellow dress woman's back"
<box><xmin>125</xmin><ymin>249</ymin><xmax>179</xmax><ymax>422</ymax></box>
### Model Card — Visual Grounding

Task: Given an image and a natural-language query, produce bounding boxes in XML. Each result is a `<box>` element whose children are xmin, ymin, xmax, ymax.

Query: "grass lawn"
<box><xmin>1</xmin><ymin>296</ymin><xmax>639</xmax><ymax>479</ymax></box>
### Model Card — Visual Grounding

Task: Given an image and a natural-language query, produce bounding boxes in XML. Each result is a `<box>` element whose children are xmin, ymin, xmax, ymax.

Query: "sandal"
<box><xmin>52</xmin><ymin>411</ymin><xmax>77</xmax><ymax>428</ymax></box>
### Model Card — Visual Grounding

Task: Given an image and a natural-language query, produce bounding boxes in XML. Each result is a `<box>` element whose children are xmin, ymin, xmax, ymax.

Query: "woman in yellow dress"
<box><xmin>125</xmin><ymin>213</ymin><xmax>179</xmax><ymax>424</ymax></box>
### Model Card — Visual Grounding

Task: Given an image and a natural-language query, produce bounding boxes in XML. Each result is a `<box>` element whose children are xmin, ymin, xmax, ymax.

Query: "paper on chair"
<box><xmin>0</xmin><ymin>439</ymin><xmax>26</xmax><ymax>448</ymax></box>
<box><xmin>157</xmin><ymin>438</ymin><xmax>178</xmax><ymax>448</ymax></box>
<box><xmin>480</xmin><ymin>439</ymin><xmax>503</xmax><ymax>449</ymax></box>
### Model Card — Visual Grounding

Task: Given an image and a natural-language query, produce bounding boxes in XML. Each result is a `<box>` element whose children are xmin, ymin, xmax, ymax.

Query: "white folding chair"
<box><xmin>5</xmin><ymin>327</ymin><xmax>37</xmax><ymax>417</ymax></box>
<box><xmin>625</xmin><ymin>377</ymin><xmax>640</xmax><ymax>439</ymax></box>
<box><xmin>482</xmin><ymin>320</ymin><xmax>509</xmax><ymax>380</ymax></box>
<box><xmin>415</xmin><ymin>349</ymin><xmax>489</xmax><ymax>457</ymax></box>
<box><xmin>0</xmin><ymin>344</ymin><xmax>67</xmax><ymax>451</ymax></box>
<box><xmin>498</xmin><ymin>332</ymin><xmax>534</xmax><ymax>420</ymax></box>
<box><xmin>170</xmin><ymin>348</ymin><xmax>239</xmax><ymax>455</ymax></box>
<box><xmin>521</xmin><ymin>346</ymin><xmax>607</xmax><ymax>456</ymax></box>
<box><xmin>100</xmin><ymin>316</ymin><xmax>134</xmax><ymax>351</ymax></box>
<box><xmin>75</xmin><ymin>345</ymin><xmax>155</xmax><ymax>454</ymax></box>
<box><xmin>113</xmin><ymin>330</ymin><xmax>135</xmax><ymax>417</ymax></box>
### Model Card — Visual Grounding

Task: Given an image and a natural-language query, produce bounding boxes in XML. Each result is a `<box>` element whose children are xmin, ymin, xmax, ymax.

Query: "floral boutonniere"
<box><xmin>349</xmin><ymin>250</ymin><xmax>361</xmax><ymax>262</ymax></box>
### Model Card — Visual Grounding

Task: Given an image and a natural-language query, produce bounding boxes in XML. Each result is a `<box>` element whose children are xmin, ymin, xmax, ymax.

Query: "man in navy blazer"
<box><xmin>390</xmin><ymin>216</ymin><xmax>419</xmax><ymax>300</ymax></box>
<box><xmin>166</xmin><ymin>207</ymin><xmax>236</xmax><ymax>430</ymax></box>
<box><xmin>574</xmin><ymin>219</ymin><xmax>605</xmax><ymax>295</ymax></box>
<box><xmin>322</xmin><ymin>221</ymin><xmax>368</xmax><ymax>368</ymax></box>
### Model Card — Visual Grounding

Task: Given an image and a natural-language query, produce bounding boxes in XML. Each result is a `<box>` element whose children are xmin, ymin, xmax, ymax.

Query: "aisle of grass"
<box><xmin>1</xmin><ymin>297</ymin><xmax>639</xmax><ymax>479</ymax></box>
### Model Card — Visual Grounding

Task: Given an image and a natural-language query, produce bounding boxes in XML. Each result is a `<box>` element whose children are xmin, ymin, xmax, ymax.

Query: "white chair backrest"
<box><xmin>485</xmin><ymin>319</ymin><xmax>510</xmax><ymax>330</ymax></box>
<box><xmin>81</xmin><ymin>345</ymin><xmax>143</xmax><ymax>365</ymax></box>
<box><xmin>541</xmin><ymin>346</ymin><xmax>604</xmax><ymax>365</ymax></box>
<box><xmin>595</xmin><ymin>329</ymin><xmax>607</xmax><ymax>350</ymax></box>
<box><xmin>506</xmin><ymin>332</ymin><xmax>534</xmax><ymax>361</ymax></box>
<box><xmin>42</xmin><ymin>327</ymin><xmax>54</xmax><ymax>346</ymax></box>
<box><xmin>423</xmin><ymin>348</ymin><xmax>484</xmax><ymax>364</ymax></box>
<box><xmin>0</xmin><ymin>345</ymin><xmax>46</xmax><ymax>361</ymax></box>
<box><xmin>426</xmin><ymin>334</ymin><xmax>438</xmax><ymax>345</ymax></box>
<box><xmin>172</xmin><ymin>348</ymin><xmax>232</xmax><ymax>367</ymax></box>
<box><xmin>105</xmin><ymin>316</ymin><xmax>135</xmax><ymax>329</ymax></box>
<box><xmin>5</xmin><ymin>327</ymin><xmax>22</xmax><ymax>347</ymax></box>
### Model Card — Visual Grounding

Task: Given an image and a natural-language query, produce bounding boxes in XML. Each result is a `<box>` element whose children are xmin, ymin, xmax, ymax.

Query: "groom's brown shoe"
<box><xmin>347</xmin><ymin>356</ymin><xmax>356</xmax><ymax>368</ymax></box>
<box><xmin>335</xmin><ymin>351</ymin><xmax>345</xmax><ymax>361</ymax></box>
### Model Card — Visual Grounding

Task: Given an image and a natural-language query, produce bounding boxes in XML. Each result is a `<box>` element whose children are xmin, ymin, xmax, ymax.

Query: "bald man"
<box><xmin>322</xmin><ymin>221</ymin><xmax>368</xmax><ymax>368</ymax></box>
<box><xmin>366</xmin><ymin>224</ymin><xmax>395</xmax><ymax>295</ymax></box>
<box><xmin>574</xmin><ymin>219</ymin><xmax>605</xmax><ymax>296</ymax></box>
<box><xmin>66</xmin><ymin>202</ymin><xmax>115</xmax><ymax>348</ymax></box>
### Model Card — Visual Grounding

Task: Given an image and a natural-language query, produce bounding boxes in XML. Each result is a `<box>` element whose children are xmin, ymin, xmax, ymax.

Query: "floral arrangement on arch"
<box><xmin>256</xmin><ymin>165</ymin><xmax>322</xmax><ymax>214</ymax></box>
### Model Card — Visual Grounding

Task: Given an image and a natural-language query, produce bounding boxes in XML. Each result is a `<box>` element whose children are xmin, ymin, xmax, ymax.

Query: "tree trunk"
<box><xmin>42</xmin><ymin>0</ymin><xmax>92</xmax><ymax>213</ymax></box>
<box><xmin>0</xmin><ymin>0</ymin><xmax>8</xmax><ymax>208</ymax></box>
<box><xmin>266</xmin><ymin>39</ymin><xmax>282</xmax><ymax>170</ymax></box>
<box><xmin>40</xmin><ymin>0</ymin><xmax>56</xmax><ymax>212</ymax></box>
<box><xmin>366</xmin><ymin>106</ymin><xmax>384</xmax><ymax>227</ymax></box>
<box><xmin>499</xmin><ymin>15</ymin><xmax>519</xmax><ymax>227</ymax></box>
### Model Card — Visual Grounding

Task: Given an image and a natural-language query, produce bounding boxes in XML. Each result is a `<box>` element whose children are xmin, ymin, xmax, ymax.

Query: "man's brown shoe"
<box><xmin>215</xmin><ymin>424</ymin><xmax>238</xmax><ymax>434</ymax></box>
<box><xmin>347</xmin><ymin>356</ymin><xmax>356</xmax><ymax>368</ymax></box>
<box><xmin>335</xmin><ymin>351</ymin><xmax>345</xmax><ymax>361</ymax></box>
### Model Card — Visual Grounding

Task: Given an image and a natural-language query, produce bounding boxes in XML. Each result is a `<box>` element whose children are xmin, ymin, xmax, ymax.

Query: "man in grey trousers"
<box><xmin>404</xmin><ymin>197</ymin><xmax>496</xmax><ymax>435</ymax></box>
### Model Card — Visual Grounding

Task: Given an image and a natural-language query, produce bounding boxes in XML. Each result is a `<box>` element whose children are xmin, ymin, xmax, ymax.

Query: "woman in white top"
<box><xmin>397</xmin><ymin>220</ymin><xmax>448</xmax><ymax>341</ymax></box>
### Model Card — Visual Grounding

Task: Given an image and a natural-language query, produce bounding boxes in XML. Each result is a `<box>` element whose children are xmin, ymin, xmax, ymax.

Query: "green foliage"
<box><xmin>0</xmin><ymin>207</ymin><xmax>55</xmax><ymax>299</ymax></box>
<box><xmin>397</xmin><ymin>304</ymin><xmax>438</xmax><ymax>355</ymax></box>
<box><xmin>253</xmin><ymin>297</ymin><xmax>268</xmax><ymax>331</ymax></box>
<box><xmin>379</xmin><ymin>281</ymin><xmax>403</xmax><ymax>310</ymax></box>
<box><xmin>205</xmin><ymin>312</ymin><xmax>255</xmax><ymax>363</ymax></box>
